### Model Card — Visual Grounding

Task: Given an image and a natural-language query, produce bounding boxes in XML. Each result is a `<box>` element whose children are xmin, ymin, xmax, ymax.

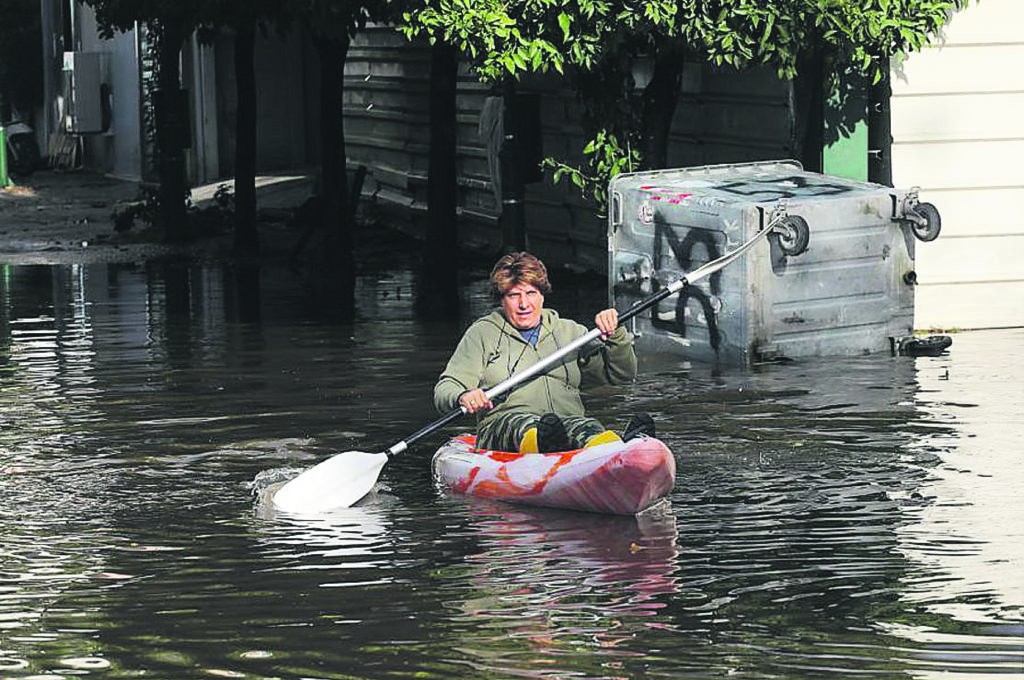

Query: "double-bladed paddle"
<box><xmin>272</xmin><ymin>209</ymin><xmax>807</xmax><ymax>513</ymax></box>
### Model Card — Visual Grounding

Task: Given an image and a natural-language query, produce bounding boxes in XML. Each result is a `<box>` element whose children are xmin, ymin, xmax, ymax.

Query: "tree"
<box><xmin>399</xmin><ymin>0</ymin><xmax>677</xmax><ymax>209</ymax></box>
<box><xmin>675</xmin><ymin>0</ymin><xmax>972</xmax><ymax>173</ymax></box>
<box><xmin>195</xmin><ymin>1</ymin><xmax>295</xmax><ymax>256</ymax></box>
<box><xmin>84</xmin><ymin>0</ymin><xmax>203</xmax><ymax>242</ymax></box>
<box><xmin>416</xmin><ymin>40</ymin><xmax>461</xmax><ymax>318</ymax></box>
<box><xmin>292</xmin><ymin>0</ymin><xmax>407</xmax><ymax>316</ymax></box>
<box><xmin>230</xmin><ymin>7</ymin><xmax>260</xmax><ymax>255</ymax></box>
<box><xmin>402</xmin><ymin>0</ymin><xmax>971</xmax><ymax>210</ymax></box>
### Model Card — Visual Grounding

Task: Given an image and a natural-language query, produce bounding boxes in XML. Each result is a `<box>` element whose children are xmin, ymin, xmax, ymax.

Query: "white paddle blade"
<box><xmin>272</xmin><ymin>451</ymin><xmax>387</xmax><ymax>514</ymax></box>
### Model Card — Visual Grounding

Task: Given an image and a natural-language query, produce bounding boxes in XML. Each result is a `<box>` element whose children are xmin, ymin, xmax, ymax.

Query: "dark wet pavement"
<box><xmin>0</xmin><ymin>169</ymin><xmax>318</xmax><ymax>264</ymax></box>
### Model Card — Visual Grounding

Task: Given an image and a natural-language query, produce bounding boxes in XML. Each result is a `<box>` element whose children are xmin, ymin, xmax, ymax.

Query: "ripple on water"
<box><xmin>1</xmin><ymin>264</ymin><xmax>1022</xmax><ymax>679</ymax></box>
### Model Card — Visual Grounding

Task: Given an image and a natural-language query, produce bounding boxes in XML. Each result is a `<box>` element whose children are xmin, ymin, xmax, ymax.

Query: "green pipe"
<box><xmin>0</xmin><ymin>126</ymin><xmax>9</xmax><ymax>188</ymax></box>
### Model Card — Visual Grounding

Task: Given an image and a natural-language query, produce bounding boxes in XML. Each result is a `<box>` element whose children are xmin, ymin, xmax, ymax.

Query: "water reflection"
<box><xmin>0</xmin><ymin>260</ymin><xmax>1022</xmax><ymax>679</ymax></box>
<box><xmin>892</xmin><ymin>329</ymin><xmax>1024</xmax><ymax>667</ymax></box>
<box><xmin>254</xmin><ymin>496</ymin><xmax>399</xmax><ymax>580</ymax></box>
<box><xmin>444</xmin><ymin>501</ymin><xmax>679</xmax><ymax>664</ymax></box>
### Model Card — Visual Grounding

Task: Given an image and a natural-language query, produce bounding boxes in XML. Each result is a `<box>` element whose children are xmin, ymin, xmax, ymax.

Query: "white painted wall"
<box><xmin>76</xmin><ymin>6</ymin><xmax>142</xmax><ymax>181</ymax></box>
<box><xmin>891</xmin><ymin>0</ymin><xmax>1024</xmax><ymax>330</ymax></box>
<box><xmin>183</xmin><ymin>36</ymin><xmax>219</xmax><ymax>185</ymax></box>
<box><xmin>104</xmin><ymin>29</ymin><xmax>143</xmax><ymax>181</ymax></box>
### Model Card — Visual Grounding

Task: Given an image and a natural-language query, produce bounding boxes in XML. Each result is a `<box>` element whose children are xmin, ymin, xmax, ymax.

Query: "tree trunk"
<box><xmin>233</xmin><ymin>14</ymin><xmax>259</xmax><ymax>254</ymax></box>
<box><xmin>418</xmin><ymin>42</ymin><xmax>460</xmax><ymax>319</ymax></box>
<box><xmin>641</xmin><ymin>43</ymin><xmax>685</xmax><ymax>170</ymax></box>
<box><xmin>315</xmin><ymin>32</ymin><xmax>354</xmax><ymax>317</ymax></box>
<box><xmin>155</xmin><ymin>19</ymin><xmax>190</xmax><ymax>243</ymax></box>
<box><xmin>790</xmin><ymin>49</ymin><xmax>825</xmax><ymax>173</ymax></box>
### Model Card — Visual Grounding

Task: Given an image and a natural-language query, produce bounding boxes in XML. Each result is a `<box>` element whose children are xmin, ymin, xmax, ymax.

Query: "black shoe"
<box><xmin>537</xmin><ymin>413</ymin><xmax>571</xmax><ymax>452</ymax></box>
<box><xmin>898</xmin><ymin>334</ymin><xmax>953</xmax><ymax>357</ymax></box>
<box><xmin>623</xmin><ymin>413</ymin><xmax>656</xmax><ymax>441</ymax></box>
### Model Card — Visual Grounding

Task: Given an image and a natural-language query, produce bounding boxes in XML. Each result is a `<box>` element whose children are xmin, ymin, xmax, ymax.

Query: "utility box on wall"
<box><xmin>62</xmin><ymin>51</ymin><xmax>105</xmax><ymax>134</ymax></box>
<box><xmin>608</xmin><ymin>160</ymin><xmax>942</xmax><ymax>365</ymax></box>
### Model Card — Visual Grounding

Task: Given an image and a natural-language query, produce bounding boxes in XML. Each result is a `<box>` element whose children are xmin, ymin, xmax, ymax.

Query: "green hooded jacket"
<box><xmin>433</xmin><ymin>309</ymin><xmax>637</xmax><ymax>428</ymax></box>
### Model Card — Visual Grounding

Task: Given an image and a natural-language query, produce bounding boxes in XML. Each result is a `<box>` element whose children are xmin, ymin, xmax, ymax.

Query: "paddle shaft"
<box><xmin>385</xmin><ymin>214</ymin><xmax>787</xmax><ymax>457</ymax></box>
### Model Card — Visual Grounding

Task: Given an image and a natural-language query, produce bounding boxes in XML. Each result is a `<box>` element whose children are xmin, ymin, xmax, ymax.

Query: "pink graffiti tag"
<box><xmin>639</xmin><ymin>185</ymin><xmax>693</xmax><ymax>205</ymax></box>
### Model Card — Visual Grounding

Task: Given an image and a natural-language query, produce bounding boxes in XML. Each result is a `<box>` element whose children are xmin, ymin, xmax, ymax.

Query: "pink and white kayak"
<box><xmin>432</xmin><ymin>434</ymin><xmax>676</xmax><ymax>515</ymax></box>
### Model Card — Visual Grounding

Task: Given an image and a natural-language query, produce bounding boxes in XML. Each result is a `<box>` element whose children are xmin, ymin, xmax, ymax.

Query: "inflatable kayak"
<box><xmin>432</xmin><ymin>434</ymin><xmax>676</xmax><ymax>515</ymax></box>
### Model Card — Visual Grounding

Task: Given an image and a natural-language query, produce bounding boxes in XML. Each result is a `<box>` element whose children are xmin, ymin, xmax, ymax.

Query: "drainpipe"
<box><xmin>499</xmin><ymin>80</ymin><xmax>526</xmax><ymax>251</ymax></box>
<box><xmin>868</xmin><ymin>56</ymin><xmax>893</xmax><ymax>187</ymax></box>
<box><xmin>1</xmin><ymin>126</ymin><xmax>9</xmax><ymax>187</ymax></box>
<box><xmin>39</xmin><ymin>0</ymin><xmax>60</xmax><ymax>146</ymax></box>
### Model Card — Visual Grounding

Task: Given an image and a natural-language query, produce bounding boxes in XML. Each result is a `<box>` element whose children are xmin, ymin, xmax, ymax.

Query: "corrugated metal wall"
<box><xmin>674</xmin><ymin>63</ymin><xmax>792</xmax><ymax>166</ymax></box>
<box><xmin>343</xmin><ymin>27</ymin><xmax>794</xmax><ymax>272</ymax></box>
<box><xmin>891</xmin><ymin>0</ymin><xmax>1024</xmax><ymax>330</ymax></box>
<box><xmin>345</xmin><ymin>27</ymin><xmax>430</xmax><ymax>226</ymax></box>
<box><xmin>345</xmin><ymin>27</ymin><xmax>506</xmax><ymax>253</ymax></box>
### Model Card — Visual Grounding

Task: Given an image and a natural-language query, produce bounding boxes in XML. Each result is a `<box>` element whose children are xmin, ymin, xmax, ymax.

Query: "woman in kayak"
<box><xmin>434</xmin><ymin>251</ymin><xmax>652</xmax><ymax>453</ymax></box>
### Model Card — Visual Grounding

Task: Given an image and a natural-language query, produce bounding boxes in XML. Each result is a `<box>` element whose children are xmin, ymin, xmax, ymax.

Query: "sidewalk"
<box><xmin>0</xmin><ymin>169</ymin><xmax>316</xmax><ymax>264</ymax></box>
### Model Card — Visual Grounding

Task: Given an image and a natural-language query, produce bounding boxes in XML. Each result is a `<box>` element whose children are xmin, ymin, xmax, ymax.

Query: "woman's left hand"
<box><xmin>595</xmin><ymin>308</ymin><xmax>619</xmax><ymax>338</ymax></box>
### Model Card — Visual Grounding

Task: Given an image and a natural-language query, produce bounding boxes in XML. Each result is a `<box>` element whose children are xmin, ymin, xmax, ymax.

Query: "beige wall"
<box><xmin>891</xmin><ymin>0</ymin><xmax>1024</xmax><ymax>330</ymax></box>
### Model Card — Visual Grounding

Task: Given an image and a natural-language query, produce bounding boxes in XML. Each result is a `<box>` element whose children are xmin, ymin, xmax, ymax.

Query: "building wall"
<box><xmin>343</xmin><ymin>27</ymin><xmax>795</xmax><ymax>272</ymax></box>
<box><xmin>891</xmin><ymin>0</ymin><xmax>1024</xmax><ymax>330</ymax></box>
<box><xmin>183</xmin><ymin>37</ymin><xmax>219</xmax><ymax>185</ymax></box>
<box><xmin>66</xmin><ymin>5</ymin><xmax>143</xmax><ymax>181</ymax></box>
<box><xmin>64</xmin><ymin>5</ymin><xmax>315</xmax><ymax>185</ymax></box>
<box><xmin>517</xmin><ymin>62</ymin><xmax>793</xmax><ymax>272</ymax></box>
<box><xmin>55</xmin><ymin>11</ymin><xmax>797</xmax><ymax>268</ymax></box>
<box><xmin>210</xmin><ymin>28</ymin><xmax>313</xmax><ymax>180</ymax></box>
<box><xmin>252</xmin><ymin>30</ymin><xmax>310</xmax><ymax>172</ymax></box>
<box><xmin>344</xmin><ymin>26</ymin><xmax>434</xmax><ymax>236</ymax></box>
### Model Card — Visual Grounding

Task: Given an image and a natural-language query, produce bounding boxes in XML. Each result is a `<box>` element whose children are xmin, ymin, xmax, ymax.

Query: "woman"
<box><xmin>434</xmin><ymin>251</ymin><xmax>647</xmax><ymax>453</ymax></box>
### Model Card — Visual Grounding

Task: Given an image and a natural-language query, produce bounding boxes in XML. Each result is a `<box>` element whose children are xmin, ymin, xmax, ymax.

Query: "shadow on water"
<box><xmin>1</xmin><ymin>258</ymin><xmax>1022</xmax><ymax>679</ymax></box>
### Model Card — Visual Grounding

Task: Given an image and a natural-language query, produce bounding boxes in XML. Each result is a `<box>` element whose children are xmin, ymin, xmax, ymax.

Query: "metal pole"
<box><xmin>0</xmin><ymin>126</ymin><xmax>10</xmax><ymax>187</ymax></box>
<box><xmin>499</xmin><ymin>81</ymin><xmax>526</xmax><ymax>251</ymax></box>
<box><xmin>868</xmin><ymin>55</ymin><xmax>893</xmax><ymax>187</ymax></box>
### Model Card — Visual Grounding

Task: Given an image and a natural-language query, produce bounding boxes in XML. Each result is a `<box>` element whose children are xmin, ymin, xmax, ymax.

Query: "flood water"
<box><xmin>1</xmin><ymin>258</ymin><xmax>1022</xmax><ymax>679</ymax></box>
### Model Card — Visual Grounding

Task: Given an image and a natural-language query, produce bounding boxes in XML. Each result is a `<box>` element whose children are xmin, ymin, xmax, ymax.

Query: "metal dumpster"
<box><xmin>608</xmin><ymin>160</ymin><xmax>941</xmax><ymax>365</ymax></box>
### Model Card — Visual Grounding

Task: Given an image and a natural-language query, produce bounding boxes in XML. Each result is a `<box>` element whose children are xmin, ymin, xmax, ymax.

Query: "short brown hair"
<box><xmin>490</xmin><ymin>252</ymin><xmax>552</xmax><ymax>302</ymax></box>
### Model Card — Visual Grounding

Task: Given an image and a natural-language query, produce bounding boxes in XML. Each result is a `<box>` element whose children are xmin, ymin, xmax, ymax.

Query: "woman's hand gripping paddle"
<box><xmin>272</xmin><ymin>208</ymin><xmax>808</xmax><ymax>513</ymax></box>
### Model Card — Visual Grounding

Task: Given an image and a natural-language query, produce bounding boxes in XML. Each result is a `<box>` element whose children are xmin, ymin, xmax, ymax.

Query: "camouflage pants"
<box><xmin>477</xmin><ymin>410</ymin><xmax>606</xmax><ymax>452</ymax></box>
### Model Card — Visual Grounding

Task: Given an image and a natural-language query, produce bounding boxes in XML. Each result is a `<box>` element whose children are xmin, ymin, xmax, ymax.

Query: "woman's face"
<box><xmin>501</xmin><ymin>282</ymin><xmax>544</xmax><ymax>329</ymax></box>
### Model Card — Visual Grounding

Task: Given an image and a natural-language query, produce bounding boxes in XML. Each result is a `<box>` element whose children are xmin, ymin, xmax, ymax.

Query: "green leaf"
<box><xmin>558</xmin><ymin>12</ymin><xmax>571</xmax><ymax>41</ymax></box>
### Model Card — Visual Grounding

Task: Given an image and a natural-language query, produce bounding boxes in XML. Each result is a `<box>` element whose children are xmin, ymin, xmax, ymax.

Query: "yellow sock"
<box><xmin>519</xmin><ymin>427</ymin><xmax>539</xmax><ymax>454</ymax></box>
<box><xmin>585</xmin><ymin>430</ymin><xmax>623</xmax><ymax>448</ymax></box>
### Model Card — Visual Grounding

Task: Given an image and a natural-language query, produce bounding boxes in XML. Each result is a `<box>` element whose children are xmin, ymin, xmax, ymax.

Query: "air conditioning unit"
<box><xmin>62</xmin><ymin>51</ymin><xmax>104</xmax><ymax>133</ymax></box>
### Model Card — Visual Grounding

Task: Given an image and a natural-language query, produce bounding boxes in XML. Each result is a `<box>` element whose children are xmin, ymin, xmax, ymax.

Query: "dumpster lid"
<box><xmin>610</xmin><ymin>159</ymin><xmax>889</xmax><ymax>208</ymax></box>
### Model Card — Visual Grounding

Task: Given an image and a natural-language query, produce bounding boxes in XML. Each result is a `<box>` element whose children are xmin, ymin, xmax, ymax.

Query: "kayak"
<box><xmin>432</xmin><ymin>434</ymin><xmax>676</xmax><ymax>515</ymax></box>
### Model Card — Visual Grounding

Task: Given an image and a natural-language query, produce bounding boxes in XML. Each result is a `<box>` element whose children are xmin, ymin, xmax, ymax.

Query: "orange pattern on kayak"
<box><xmin>450</xmin><ymin>464</ymin><xmax>481</xmax><ymax>494</ymax></box>
<box><xmin>436</xmin><ymin>433</ymin><xmax>677</xmax><ymax>515</ymax></box>
<box><xmin>454</xmin><ymin>435</ymin><xmax>595</xmax><ymax>499</ymax></box>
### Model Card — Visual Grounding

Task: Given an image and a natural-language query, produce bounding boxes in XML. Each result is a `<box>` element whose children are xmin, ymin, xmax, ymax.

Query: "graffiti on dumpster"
<box><xmin>639</xmin><ymin>185</ymin><xmax>693</xmax><ymax>205</ymax></box>
<box><xmin>636</xmin><ymin>186</ymin><xmax>727</xmax><ymax>220</ymax></box>
<box><xmin>716</xmin><ymin>175</ymin><xmax>854</xmax><ymax>202</ymax></box>
<box><xmin>651</xmin><ymin>213</ymin><xmax>723</xmax><ymax>352</ymax></box>
<box><xmin>615</xmin><ymin>210</ymin><xmax>725</xmax><ymax>354</ymax></box>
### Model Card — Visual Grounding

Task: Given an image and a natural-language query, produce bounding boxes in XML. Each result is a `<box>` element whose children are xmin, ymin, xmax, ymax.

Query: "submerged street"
<box><xmin>3</xmin><ymin>0</ymin><xmax>1022</xmax><ymax>673</ymax></box>
<box><xmin>1</xmin><ymin>248</ymin><xmax>1022</xmax><ymax>678</ymax></box>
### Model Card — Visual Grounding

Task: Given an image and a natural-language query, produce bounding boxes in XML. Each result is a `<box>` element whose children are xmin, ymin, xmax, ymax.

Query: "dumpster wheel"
<box><xmin>907</xmin><ymin>201</ymin><xmax>941</xmax><ymax>242</ymax></box>
<box><xmin>775</xmin><ymin>215</ymin><xmax>810</xmax><ymax>256</ymax></box>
